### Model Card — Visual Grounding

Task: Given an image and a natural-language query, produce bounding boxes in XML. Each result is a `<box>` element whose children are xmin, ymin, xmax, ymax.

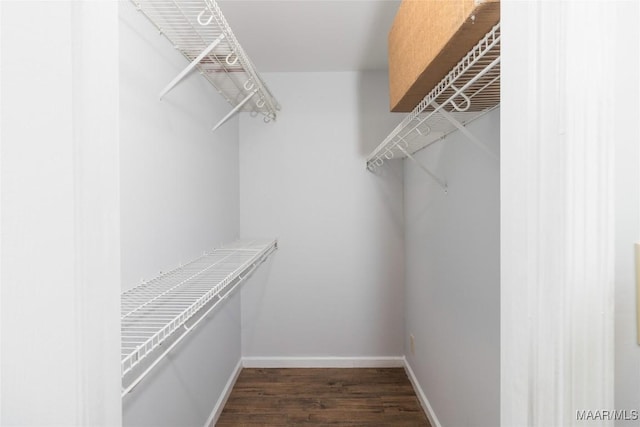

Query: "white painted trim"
<box><xmin>403</xmin><ymin>358</ymin><xmax>442</xmax><ymax>427</ymax></box>
<box><xmin>241</xmin><ymin>356</ymin><xmax>405</xmax><ymax>369</ymax></box>
<box><xmin>204</xmin><ymin>358</ymin><xmax>243</xmax><ymax>427</ymax></box>
<box><xmin>501</xmin><ymin>2</ymin><xmax>615</xmax><ymax>425</ymax></box>
<box><xmin>70</xmin><ymin>2</ymin><xmax>121</xmax><ymax>424</ymax></box>
<box><xmin>0</xmin><ymin>3</ymin><xmax>3</xmax><ymax>425</ymax></box>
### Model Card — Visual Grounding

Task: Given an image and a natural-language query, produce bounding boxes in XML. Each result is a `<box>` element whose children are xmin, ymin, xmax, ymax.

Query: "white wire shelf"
<box><xmin>132</xmin><ymin>0</ymin><xmax>280</xmax><ymax>130</ymax></box>
<box><xmin>367</xmin><ymin>23</ymin><xmax>500</xmax><ymax>173</ymax></box>
<box><xmin>121</xmin><ymin>238</ymin><xmax>277</xmax><ymax>395</ymax></box>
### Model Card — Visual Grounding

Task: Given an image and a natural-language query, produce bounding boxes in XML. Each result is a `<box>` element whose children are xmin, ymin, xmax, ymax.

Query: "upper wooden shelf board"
<box><xmin>367</xmin><ymin>23</ymin><xmax>500</xmax><ymax>172</ymax></box>
<box><xmin>132</xmin><ymin>0</ymin><xmax>280</xmax><ymax>127</ymax></box>
<box><xmin>389</xmin><ymin>0</ymin><xmax>500</xmax><ymax>113</ymax></box>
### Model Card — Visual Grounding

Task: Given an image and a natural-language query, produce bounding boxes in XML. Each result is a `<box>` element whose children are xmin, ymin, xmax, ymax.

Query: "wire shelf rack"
<box><xmin>367</xmin><ymin>23</ymin><xmax>500</xmax><ymax>172</ymax></box>
<box><xmin>132</xmin><ymin>0</ymin><xmax>280</xmax><ymax>129</ymax></box>
<box><xmin>121</xmin><ymin>238</ymin><xmax>277</xmax><ymax>395</ymax></box>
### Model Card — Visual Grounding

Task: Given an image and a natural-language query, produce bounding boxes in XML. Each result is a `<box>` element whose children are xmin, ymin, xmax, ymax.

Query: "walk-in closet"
<box><xmin>1</xmin><ymin>1</ymin><xmax>639</xmax><ymax>426</ymax></box>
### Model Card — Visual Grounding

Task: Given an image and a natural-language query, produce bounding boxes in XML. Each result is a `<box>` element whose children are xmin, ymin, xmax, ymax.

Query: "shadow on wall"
<box><xmin>239</xmin><ymin>256</ymin><xmax>274</xmax><ymax>352</ymax></box>
<box><xmin>356</xmin><ymin>71</ymin><xmax>402</xmax><ymax>158</ymax></box>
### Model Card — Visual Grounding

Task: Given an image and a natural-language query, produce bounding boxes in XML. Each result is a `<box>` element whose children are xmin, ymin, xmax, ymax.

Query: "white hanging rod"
<box><xmin>366</xmin><ymin>23</ymin><xmax>501</xmax><ymax>174</ymax></box>
<box><xmin>133</xmin><ymin>0</ymin><xmax>280</xmax><ymax>130</ymax></box>
<box><xmin>120</xmin><ymin>239</ymin><xmax>277</xmax><ymax>396</ymax></box>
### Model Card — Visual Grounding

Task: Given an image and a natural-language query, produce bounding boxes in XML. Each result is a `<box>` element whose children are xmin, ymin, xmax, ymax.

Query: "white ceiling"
<box><xmin>217</xmin><ymin>0</ymin><xmax>401</xmax><ymax>72</ymax></box>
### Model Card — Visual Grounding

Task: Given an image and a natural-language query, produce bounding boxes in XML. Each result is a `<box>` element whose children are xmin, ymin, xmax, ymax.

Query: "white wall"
<box><xmin>239</xmin><ymin>72</ymin><xmax>405</xmax><ymax>361</ymax></box>
<box><xmin>119</xmin><ymin>3</ymin><xmax>242</xmax><ymax>426</ymax></box>
<box><xmin>404</xmin><ymin>110</ymin><xmax>500</xmax><ymax>427</ymax></box>
<box><xmin>119</xmin><ymin>4</ymin><xmax>240</xmax><ymax>290</ymax></box>
<box><xmin>121</xmin><ymin>293</ymin><xmax>241</xmax><ymax>427</ymax></box>
<box><xmin>1</xmin><ymin>1</ymin><xmax>121</xmax><ymax>425</ymax></box>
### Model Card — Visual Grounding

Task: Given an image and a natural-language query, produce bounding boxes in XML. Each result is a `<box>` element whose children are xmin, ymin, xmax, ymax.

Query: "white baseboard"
<box><xmin>204</xmin><ymin>358</ymin><xmax>243</xmax><ymax>427</ymax></box>
<box><xmin>241</xmin><ymin>356</ymin><xmax>405</xmax><ymax>368</ymax></box>
<box><xmin>403</xmin><ymin>357</ymin><xmax>442</xmax><ymax>427</ymax></box>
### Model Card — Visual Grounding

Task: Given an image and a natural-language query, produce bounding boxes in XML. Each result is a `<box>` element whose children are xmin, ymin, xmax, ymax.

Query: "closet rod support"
<box><xmin>212</xmin><ymin>88</ymin><xmax>259</xmax><ymax>131</ymax></box>
<box><xmin>159</xmin><ymin>33</ymin><xmax>225</xmax><ymax>100</ymax></box>
<box><xmin>396</xmin><ymin>144</ymin><xmax>447</xmax><ymax>193</ymax></box>
<box><xmin>431</xmin><ymin>101</ymin><xmax>498</xmax><ymax>161</ymax></box>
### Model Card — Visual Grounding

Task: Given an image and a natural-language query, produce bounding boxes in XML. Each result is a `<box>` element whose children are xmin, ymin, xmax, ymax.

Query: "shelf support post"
<box><xmin>159</xmin><ymin>33</ymin><xmax>225</xmax><ymax>100</ymax></box>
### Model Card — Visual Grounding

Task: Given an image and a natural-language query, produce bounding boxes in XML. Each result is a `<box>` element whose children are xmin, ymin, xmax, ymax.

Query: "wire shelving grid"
<box><xmin>367</xmin><ymin>23</ymin><xmax>501</xmax><ymax>171</ymax></box>
<box><xmin>132</xmin><ymin>0</ymin><xmax>279</xmax><ymax>126</ymax></box>
<box><xmin>121</xmin><ymin>239</ymin><xmax>277</xmax><ymax>390</ymax></box>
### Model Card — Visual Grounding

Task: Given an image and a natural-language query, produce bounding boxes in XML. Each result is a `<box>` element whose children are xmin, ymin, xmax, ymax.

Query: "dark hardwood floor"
<box><xmin>216</xmin><ymin>368</ymin><xmax>431</xmax><ymax>426</ymax></box>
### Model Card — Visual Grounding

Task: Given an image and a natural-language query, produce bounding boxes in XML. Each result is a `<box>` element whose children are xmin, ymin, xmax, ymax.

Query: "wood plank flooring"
<box><xmin>216</xmin><ymin>368</ymin><xmax>431</xmax><ymax>426</ymax></box>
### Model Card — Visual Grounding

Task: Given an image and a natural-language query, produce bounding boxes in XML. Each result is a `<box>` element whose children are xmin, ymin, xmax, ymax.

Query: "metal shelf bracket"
<box><xmin>431</xmin><ymin>101</ymin><xmax>498</xmax><ymax>161</ymax></box>
<box><xmin>212</xmin><ymin>88</ymin><xmax>259</xmax><ymax>131</ymax></box>
<box><xmin>159</xmin><ymin>34</ymin><xmax>225</xmax><ymax>100</ymax></box>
